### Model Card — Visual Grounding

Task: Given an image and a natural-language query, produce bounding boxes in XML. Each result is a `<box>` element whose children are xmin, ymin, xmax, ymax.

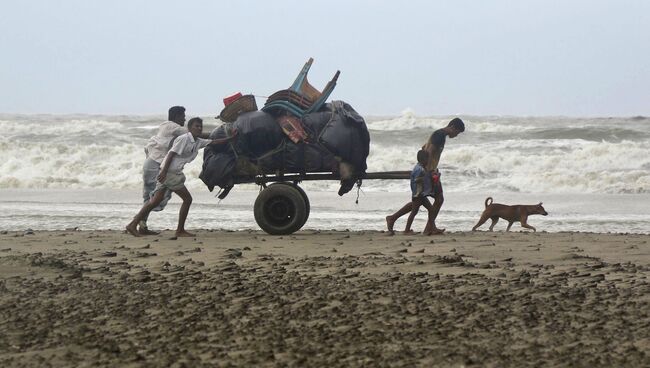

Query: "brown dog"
<box><xmin>472</xmin><ymin>197</ymin><xmax>548</xmax><ymax>232</ymax></box>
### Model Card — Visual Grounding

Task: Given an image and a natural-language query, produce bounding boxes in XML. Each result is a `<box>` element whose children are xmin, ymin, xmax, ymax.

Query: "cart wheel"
<box><xmin>269</xmin><ymin>183</ymin><xmax>310</xmax><ymax>228</ymax></box>
<box><xmin>254</xmin><ymin>183</ymin><xmax>308</xmax><ymax>235</ymax></box>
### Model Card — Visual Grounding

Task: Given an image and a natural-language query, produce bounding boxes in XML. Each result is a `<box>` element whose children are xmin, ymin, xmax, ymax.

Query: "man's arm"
<box><xmin>157</xmin><ymin>152</ymin><xmax>177</xmax><ymax>183</ymax></box>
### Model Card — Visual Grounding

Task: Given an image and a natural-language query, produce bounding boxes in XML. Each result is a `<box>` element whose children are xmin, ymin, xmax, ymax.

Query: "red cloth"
<box><xmin>223</xmin><ymin>92</ymin><xmax>243</xmax><ymax>106</ymax></box>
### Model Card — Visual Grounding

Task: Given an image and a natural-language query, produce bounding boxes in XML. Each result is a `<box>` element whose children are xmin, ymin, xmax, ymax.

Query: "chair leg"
<box><xmin>289</xmin><ymin>58</ymin><xmax>314</xmax><ymax>92</ymax></box>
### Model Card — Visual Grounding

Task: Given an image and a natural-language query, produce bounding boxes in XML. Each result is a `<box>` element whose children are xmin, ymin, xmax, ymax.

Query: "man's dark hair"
<box><xmin>188</xmin><ymin>117</ymin><xmax>203</xmax><ymax>129</ymax></box>
<box><xmin>448</xmin><ymin>117</ymin><xmax>465</xmax><ymax>132</ymax></box>
<box><xmin>168</xmin><ymin>106</ymin><xmax>186</xmax><ymax>121</ymax></box>
<box><xmin>416</xmin><ymin>149</ymin><xmax>427</xmax><ymax>164</ymax></box>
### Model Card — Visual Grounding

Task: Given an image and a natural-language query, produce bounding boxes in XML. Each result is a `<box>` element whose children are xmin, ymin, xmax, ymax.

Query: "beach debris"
<box><xmin>225</xmin><ymin>248</ymin><xmax>243</xmax><ymax>259</ymax></box>
<box><xmin>133</xmin><ymin>251</ymin><xmax>157</xmax><ymax>258</ymax></box>
<box><xmin>161</xmin><ymin>262</ymin><xmax>184</xmax><ymax>273</ymax></box>
<box><xmin>437</xmin><ymin>255</ymin><xmax>464</xmax><ymax>264</ymax></box>
<box><xmin>362</xmin><ymin>251</ymin><xmax>383</xmax><ymax>256</ymax></box>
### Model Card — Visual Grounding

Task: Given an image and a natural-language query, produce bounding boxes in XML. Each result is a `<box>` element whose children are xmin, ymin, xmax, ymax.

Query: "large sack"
<box><xmin>199</xmin><ymin>150</ymin><xmax>236</xmax><ymax>192</ymax></box>
<box><xmin>318</xmin><ymin>101</ymin><xmax>370</xmax><ymax>172</ymax></box>
<box><xmin>231</xmin><ymin>110</ymin><xmax>284</xmax><ymax>158</ymax></box>
<box><xmin>302</xmin><ymin>111</ymin><xmax>332</xmax><ymax>137</ymax></box>
<box><xmin>283</xmin><ymin>140</ymin><xmax>338</xmax><ymax>173</ymax></box>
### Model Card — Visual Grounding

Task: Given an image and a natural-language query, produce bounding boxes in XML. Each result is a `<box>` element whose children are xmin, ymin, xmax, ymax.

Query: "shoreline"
<box><xmin>1</xmin><ymin>230</ymin><xmax>649</xmax><ymax>366</ymax></box>
<box><xmin>2</xmin><ymin>189</ymin><xmax>650</xmax><ymax>234</ymax></box>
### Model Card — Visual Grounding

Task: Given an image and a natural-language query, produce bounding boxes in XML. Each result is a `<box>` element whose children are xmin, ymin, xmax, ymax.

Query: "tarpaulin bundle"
<box><xmin>199</xmin><ymin>101</ymin><xmax>370</xmax><ymax>196</ymax></box>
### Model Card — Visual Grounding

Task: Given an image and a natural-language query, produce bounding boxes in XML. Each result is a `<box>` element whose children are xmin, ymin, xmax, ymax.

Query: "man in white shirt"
<box><xmin>126</xmin><ymin>117</ymin><xmax>237</xmax><ymax>237</ymax></box>
<box><xmin>138</xmin><ymin>106</ymin><xmax>188</xmax><ymax>235</ymax></box>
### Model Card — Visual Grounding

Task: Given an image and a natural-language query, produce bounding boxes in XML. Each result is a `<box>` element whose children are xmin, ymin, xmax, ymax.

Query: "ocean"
<box><xmin>1</xmin><ymin>112</ymin><xmax>649</xmax><ymax>233</ymax></box>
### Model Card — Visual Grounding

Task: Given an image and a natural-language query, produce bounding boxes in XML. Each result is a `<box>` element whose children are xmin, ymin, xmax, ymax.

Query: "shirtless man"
<box><xmin>386</xmin><ymin>118</ymin><xmax>465</xmax><ymax>235</ymax></box>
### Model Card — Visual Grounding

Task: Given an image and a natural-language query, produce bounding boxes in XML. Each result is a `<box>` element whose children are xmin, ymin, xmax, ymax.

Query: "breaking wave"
<box><xmin>1</xmin><ymin>113</ymin><xmax>649</xmax><ymax>194</ymax></box>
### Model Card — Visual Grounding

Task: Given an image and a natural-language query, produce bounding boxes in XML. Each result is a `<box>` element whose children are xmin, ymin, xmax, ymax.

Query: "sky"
<box><xmin>1</xmin><ymin>0</ymin><xmax>649</xmax><ymax>116</ymax></box>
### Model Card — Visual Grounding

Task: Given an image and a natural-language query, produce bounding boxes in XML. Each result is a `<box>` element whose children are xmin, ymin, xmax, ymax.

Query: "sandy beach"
<box><xmin>0</xmin><ymin>229</ymin><xmax>648</xmax><ymax>367</ymax></box>
<box><xmin>3</xmin><ymin>0</ymin><xmax>650</xmax><ymax>366</ymax></box>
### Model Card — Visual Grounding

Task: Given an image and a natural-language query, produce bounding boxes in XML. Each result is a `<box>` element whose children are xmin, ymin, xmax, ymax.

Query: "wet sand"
<box><xmin>1</xmin><ymin>229</ymin><xmax>649</xmax><ymax>367</ymax></box>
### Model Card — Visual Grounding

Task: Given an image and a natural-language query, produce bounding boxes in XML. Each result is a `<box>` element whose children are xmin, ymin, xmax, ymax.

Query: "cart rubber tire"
<box><xmin>254</xmin><ymin>183</ymin><xmax>308</xmax><ymax>235</ymax></box>
<box><xmin>269</xmin><ymin>183</ymin><xmax>310</xmax><ymax>228</ymax></box>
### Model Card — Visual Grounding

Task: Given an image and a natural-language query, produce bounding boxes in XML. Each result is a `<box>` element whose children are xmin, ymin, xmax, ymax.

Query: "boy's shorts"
<box><xmin>417</xmin><ymin>181</ymin><xmax>443</xmax><ymax>199</ymax></box>
<box><xmin>152</xmin><ymin>172</ymin><xmax>186</xmax><ymax>195</ymax></box>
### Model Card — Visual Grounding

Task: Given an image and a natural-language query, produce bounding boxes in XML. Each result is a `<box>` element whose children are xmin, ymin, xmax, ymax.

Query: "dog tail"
<box><xmin>485</xmin><ymin>197</ymin><xmax>493</xmax><ymax>208</ymax></box>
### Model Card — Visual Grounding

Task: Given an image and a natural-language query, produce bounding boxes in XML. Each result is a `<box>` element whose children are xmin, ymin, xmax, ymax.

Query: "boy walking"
<box><xmin>402</xmin><ymin>150</ymin><xmax>434</xmax><ymax>234</ymax></box>
<box><xmin>126</xmin><ymin>118</ymin><xmax>236</xmax><ymax>237</ymax></box>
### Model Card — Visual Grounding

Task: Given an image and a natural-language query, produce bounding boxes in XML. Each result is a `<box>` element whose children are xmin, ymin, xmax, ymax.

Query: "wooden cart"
<box><xmin>230</xmin><ymin>171</ymin><xmax>410</xmax><ymax>235</ymax></box>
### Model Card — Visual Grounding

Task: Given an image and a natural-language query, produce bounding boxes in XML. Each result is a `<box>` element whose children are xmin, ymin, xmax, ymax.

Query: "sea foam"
<box><xmin>1</xmin><ymin>114</ymin><xmax>649</xmax><ymax>194</ymax></box>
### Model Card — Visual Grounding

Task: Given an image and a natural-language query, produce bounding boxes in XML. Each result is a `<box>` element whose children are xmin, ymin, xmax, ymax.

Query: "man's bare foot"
<box><xmin>430</xmin><ymin>227</ymin><xmax>446</xmax><ymax>235</ymax></box>
<box><xmin>423</xmin><ymin>227</ymin><xmax>445</xmax><ymax>236</ymax></box>
<box><xmin>403</xmin><ymin>229</ymin><xmax>415</xmax><ymax>235</ymax></box>
<box><xmin>175</xmin><ymin>230</ymin><xmax>195</xmax><ymax>237</ymax></box>
<box><xmin>125</xmin><ymin>224</ymin><xmax>140</xmax><ymax>237</ymax></box>
<box><xmin>138</xmin><ymin>226</ymin><xmax>160</xmax><ymax>236</ymax></box>
<box><xmin>386</xmin><ymin>216</ymin><xmax>395</xmax><ymax>235</ymax></box>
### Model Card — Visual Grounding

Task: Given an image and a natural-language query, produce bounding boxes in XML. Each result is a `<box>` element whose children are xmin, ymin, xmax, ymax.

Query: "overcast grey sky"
<box><xmin>1</xmin><ymin>0</ymin><xmax>649</xmax><ymax>116</ymax></box>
